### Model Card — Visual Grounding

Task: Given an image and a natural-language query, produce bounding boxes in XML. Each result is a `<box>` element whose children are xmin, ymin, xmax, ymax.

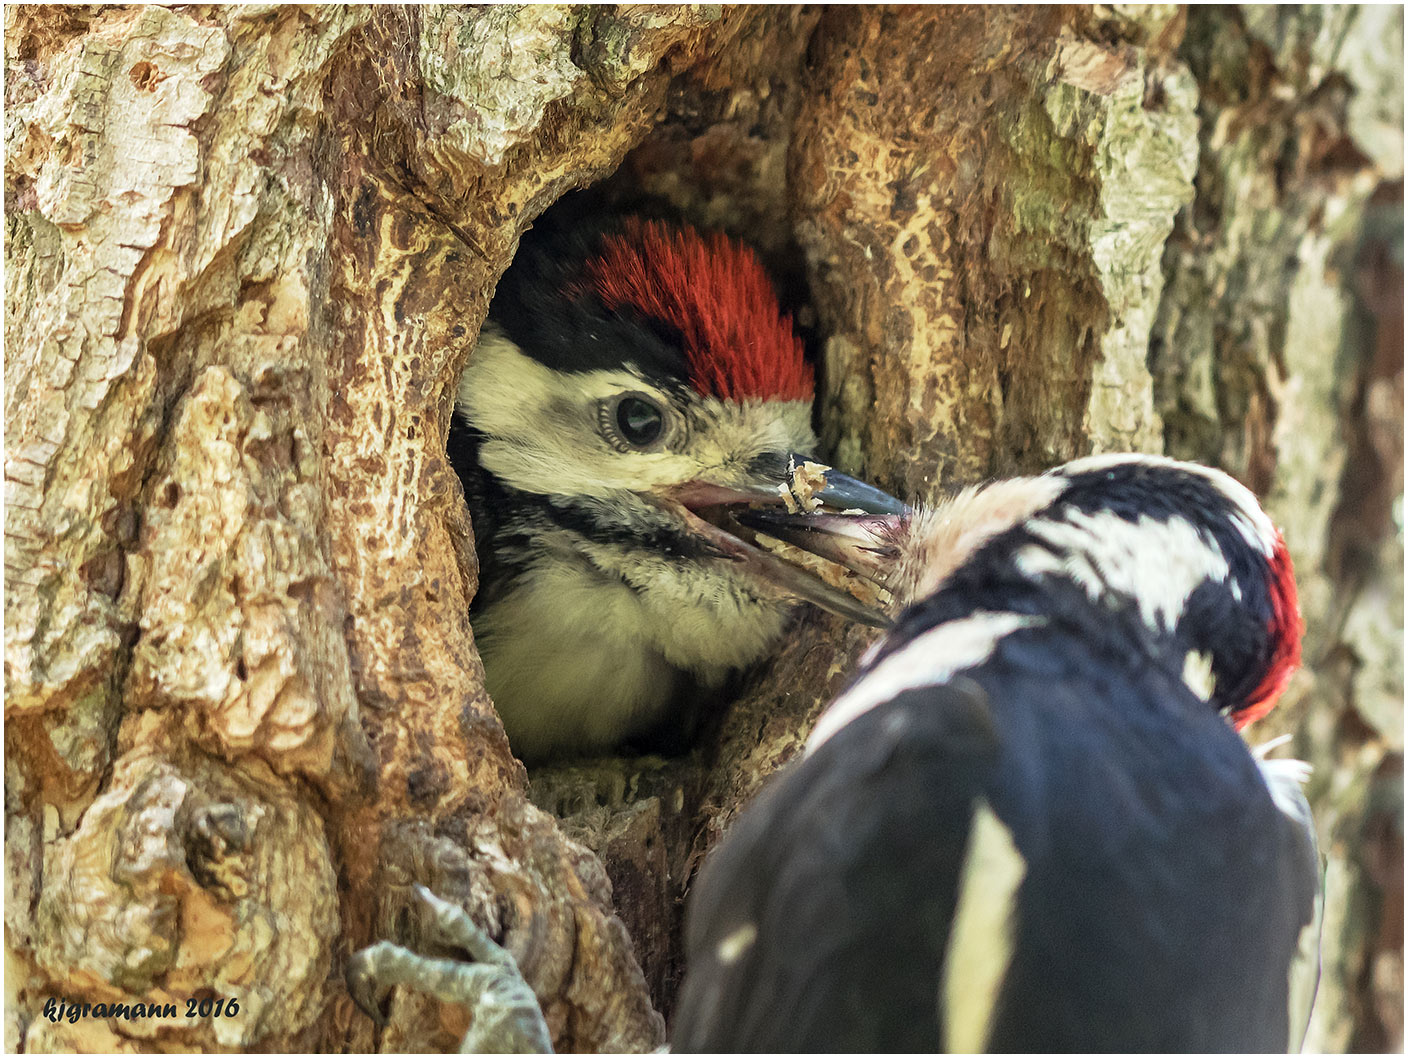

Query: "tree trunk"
<box><xmin>5</xmin><ymin>5</ymin><xmax>1400</xmax><ymax>1053</ymax></box>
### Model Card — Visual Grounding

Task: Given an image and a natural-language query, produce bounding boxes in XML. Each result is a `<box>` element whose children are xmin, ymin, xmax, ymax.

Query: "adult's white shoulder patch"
<box><xmin>806</xmin><ymin>612</ymin><xmax>1042</xmax><ymax>752</ymax></box>
<box><xmin>941</xmin><ymin>798</ymin><xmax>1026</xmax><ymax>1053</ymax></box>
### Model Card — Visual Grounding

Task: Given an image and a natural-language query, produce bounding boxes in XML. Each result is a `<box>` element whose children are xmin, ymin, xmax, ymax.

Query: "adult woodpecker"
<box><xmin>449</xmin><ymin>209</ymin><xmax>902</xmax><ymax>762</ymax></box>
<box><xmin>674</xmin><ymin>453</ymin><xmax>1322</xmax><ymax>1052</ymax></box>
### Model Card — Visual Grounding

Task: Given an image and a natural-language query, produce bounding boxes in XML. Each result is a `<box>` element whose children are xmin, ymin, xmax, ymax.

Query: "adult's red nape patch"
<box><xmin>583</xmin><ymin>219</ymin><xmax>814</xmax><ymax>403</ymax></box>
<box><xmin>1233</xmin><ymin>533</ymin><xmax>1304</xmax><ymax>730</ymax></box>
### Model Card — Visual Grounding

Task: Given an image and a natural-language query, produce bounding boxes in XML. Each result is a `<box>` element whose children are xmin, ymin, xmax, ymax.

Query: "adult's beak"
<box><xmin>789</xmin><ymin>454</ymin><xmax>910</xmax><ymax>517</ymax></box>
<box><xmin>733</xmin><ymin>508</ymin><xmax>906</xmax><ymax>587</ymax></box>
<box><xmin>649</xmin><ymin>462</ymin><xmax>906</xmax><ymax>629</ymax></box>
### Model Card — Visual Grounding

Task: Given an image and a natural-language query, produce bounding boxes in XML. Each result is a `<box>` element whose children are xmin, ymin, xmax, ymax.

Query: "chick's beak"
<box><xmin>648</xmin><ymin>461</ymin><xmax>906</xmax><ymax>629</ymax></box>
<box><xmin>732</xmin><ymin>508</ymin><xmax>906</xmax><ymax>587</ymax></box>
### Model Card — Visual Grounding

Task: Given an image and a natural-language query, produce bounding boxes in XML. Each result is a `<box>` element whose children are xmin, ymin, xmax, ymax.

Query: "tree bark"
<box><xmin>5</xmin><ymin>5</ymin><xmax>1401</xmax><ymax>1053</ymax></box>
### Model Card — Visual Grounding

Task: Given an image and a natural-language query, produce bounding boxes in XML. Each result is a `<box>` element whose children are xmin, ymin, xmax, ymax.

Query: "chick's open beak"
<box><xmin>649</xmin><ymin>463</ymin><xmax>906</xmax><ymax>629</ymax></box>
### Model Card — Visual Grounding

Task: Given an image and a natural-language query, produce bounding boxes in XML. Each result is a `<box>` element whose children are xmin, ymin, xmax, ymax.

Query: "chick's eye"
<box><xmin>615</xmin><ymin>396</ymin><xmax>664</xmax><ymax>446</ymax></box>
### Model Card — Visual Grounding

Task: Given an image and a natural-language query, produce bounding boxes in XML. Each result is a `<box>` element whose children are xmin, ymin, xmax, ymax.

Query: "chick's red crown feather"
<box><xmin>583</xmin><ymin>218</ymin><xmax>814</xmax><ymax>403</ymax></box>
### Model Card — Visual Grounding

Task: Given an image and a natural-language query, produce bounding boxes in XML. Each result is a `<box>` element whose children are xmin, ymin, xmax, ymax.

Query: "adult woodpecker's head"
<box><xmin>747</xmin><ymin>453</ymin><xmax>1302</xmax><ymax>734</ymax></box>
<box><xmin>450</xmin><ymin>212</ymin><xmax>903</xmax><ymax>761</ymax></box>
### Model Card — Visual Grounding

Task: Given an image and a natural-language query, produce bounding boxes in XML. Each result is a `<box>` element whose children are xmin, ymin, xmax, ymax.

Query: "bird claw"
<box><xmin>346</xmin><ymin>944</ymin><xmax>390</xmax><ymax>1027</ymax></box>
<box><xmin>346</xmin><ymin>885</ymin><xmax>553</xmax><ymax>1053</ymax></box>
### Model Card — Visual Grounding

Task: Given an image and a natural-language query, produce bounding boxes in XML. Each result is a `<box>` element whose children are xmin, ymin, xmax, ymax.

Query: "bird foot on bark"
<box><xmin>347</xmin><ymin>885</ymin><xmax>553</xmax><ymax>1054</ymax></box>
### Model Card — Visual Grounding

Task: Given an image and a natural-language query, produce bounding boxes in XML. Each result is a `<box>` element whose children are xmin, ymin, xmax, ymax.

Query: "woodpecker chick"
<box><xmin>450</xmin><ymin>214</ymin><xmax>902</xmax><ymax>761</ymax></box>
<box><xmin>677</xmin><ymin>453</ymin><xmax>1320</xmax><ymax>1052</ymax></box>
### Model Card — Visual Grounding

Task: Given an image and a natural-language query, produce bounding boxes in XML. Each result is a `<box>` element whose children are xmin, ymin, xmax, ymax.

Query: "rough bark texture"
<box><xmin>5</xmin><ymin>4</ymin><xmax>1401</xmax><ymax>1053</ymax></box>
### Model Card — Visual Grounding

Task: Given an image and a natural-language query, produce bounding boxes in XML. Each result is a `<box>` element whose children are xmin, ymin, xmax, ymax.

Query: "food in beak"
<box><xmin>652</xmin><ymin>461</ymin><xmax>907</xmax><ymax>629</ymax></box>
<box><xmin>778</xmin><ymin>458</ymin><xmax>829</xmax><ymax>513</ymax></box>
<box><xmin>733</xmin><ymin>507</ymin><xmax>904</xmax><ymax>588</ymax></box>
